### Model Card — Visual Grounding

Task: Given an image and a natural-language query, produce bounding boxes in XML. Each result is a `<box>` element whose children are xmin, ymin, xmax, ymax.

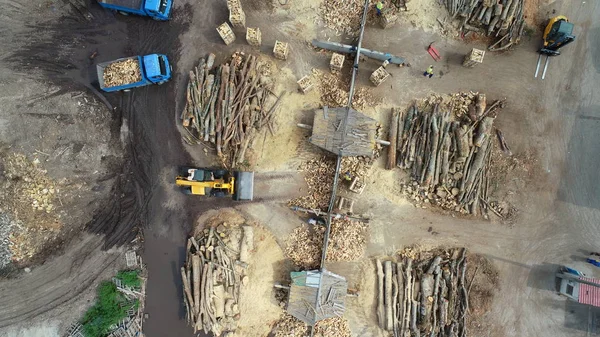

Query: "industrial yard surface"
<box><xmin>0</xmin><ymin>0</ymin><xmax>599</xmax><ymax>337</ymax></box>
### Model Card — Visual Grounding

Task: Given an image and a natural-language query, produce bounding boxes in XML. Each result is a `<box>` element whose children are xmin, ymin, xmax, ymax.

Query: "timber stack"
<box><xmin>375</xmin><ymin>248</ymin><xmax>469</xmax><ymax>337</ymax></box>
<box><xmin>444</xmin><ymin>0</ymin><xmax>525</xmax><ymax>51</ymax></box>
<box><xmin>390</xmin><ymin>92</ymin><xmax>506</xmax><ymax>217</ymax></box>
<box><xmin>181</xmin><ymin>52</ymin><xmax>282</xmax><ymax>168</ymax></box>
<box><xmin>181</xmin><ymin>223</ymin><xmax>254</xmax><ymax>336</ymax></box>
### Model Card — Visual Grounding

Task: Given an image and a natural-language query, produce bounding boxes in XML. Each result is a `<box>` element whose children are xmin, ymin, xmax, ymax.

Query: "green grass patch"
<box><xmin>81</xmin><ymin>270</ymin><xmax>141</xmax><ymax>337</ymax></box>
<box><xmin>115</xmin><ymin>270</ymin><xmax>141</xmax><ymax>289</ymax></box>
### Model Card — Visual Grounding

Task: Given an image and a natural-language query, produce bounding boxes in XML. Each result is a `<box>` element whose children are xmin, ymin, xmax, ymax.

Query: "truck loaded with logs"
<box><xmin>96</xmin><ymin>54</ymin><xmax>172</xmax><ymax>92</ymax></box>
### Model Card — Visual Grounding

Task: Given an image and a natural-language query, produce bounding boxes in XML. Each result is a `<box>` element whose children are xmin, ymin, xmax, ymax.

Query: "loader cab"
<box><xmin>143</xmin><ymin>0</ymin><xmax>172</xmax><ymax>20</ymax></box>
<box><xmin>142</xmin><ymin>54</ymin><xmax>171</xmax><ymax>84</ymax></box>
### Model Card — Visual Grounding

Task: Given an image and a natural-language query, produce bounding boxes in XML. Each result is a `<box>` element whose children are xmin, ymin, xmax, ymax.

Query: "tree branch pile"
<box><xmin>181</xmin><ymin>52</ymin><xmax>281</xmax><ymax>168</ymax></box>
<box><xmin>182</xmin><ymin>223</ymin><xmax>254</xmax><ymax>335</ymax></box>
<box><xmin>375</xmin><ymin>248</ymin><xmax>470</xmax><ymax>337</ymax></box>
<box><xmin>444</xmin><ymin>0</ymin><xmax>526</xmax><ymax>51</ymax></box>
<box><xmin>392</xmin><ymin>92</ymin><xmax>507</xmax><ymax>217</ymax></box>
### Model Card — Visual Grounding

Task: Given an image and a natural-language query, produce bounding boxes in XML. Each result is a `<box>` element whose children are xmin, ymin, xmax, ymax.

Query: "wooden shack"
<box><xmin>286</xmin><ymin>269</ymin><xmax>347</xmax><ymax>325</ymax></box>
<box><xmin>309</xmin><ymin>107</ymin><xmax>378</xmax><ymax>157</ymax></box>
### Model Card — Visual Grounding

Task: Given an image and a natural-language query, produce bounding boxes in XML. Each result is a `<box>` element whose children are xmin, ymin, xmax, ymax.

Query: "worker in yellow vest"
<box><xmin>423</xmin><ymin>65</ymin><xmax>434</xmax><ymax>78</ymax></box>
<box><xmin>376</xmin><ymin>1</ymin><xmax>384</xmax><ymax>16</ymax></box>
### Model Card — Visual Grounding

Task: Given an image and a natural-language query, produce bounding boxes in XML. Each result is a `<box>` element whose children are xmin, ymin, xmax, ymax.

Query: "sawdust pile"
<box><xmin>103</xmin><ymin>58</ymin><xmax>142</xmax><ymax>88</ymax></box>
<box><xmin>320</xmin><ymin>0</ymin><xmax>371</xmax><ymax>36</ymax></box>
<box><xmin>312</xmin><ymin>69</ymin><xmax>378</xmax><ymax>111</ymax></box>
<box><xmin>285</xmin><ymin>219</ymin><xmax>368</xmax><ymax>269</ymax></box>
<box><xmin>0</xmin><ymin>154</ymin><xmax>61</xmax><ymax>263</ymax></box>
<box><xmin>272</xmin><ymin>313</ymin><xmax>352</xmax><ymax>337</ymax></box>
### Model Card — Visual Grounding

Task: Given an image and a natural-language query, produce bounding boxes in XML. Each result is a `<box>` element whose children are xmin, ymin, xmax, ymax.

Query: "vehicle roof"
<box><xmin>579</xmin><ymin>277</ymin><xmax>600</xmax><ymax>307</ymax></box>
<box><xmin>142</xmin><ymin>54</ymin><xmax>162</xmax><ymax>78</ymax></box>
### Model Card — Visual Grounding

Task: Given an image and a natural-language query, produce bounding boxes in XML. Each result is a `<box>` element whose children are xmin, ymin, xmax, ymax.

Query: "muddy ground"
<box><xmin>0</xmin><ymin>0</ymin><xmax>599</xmax><ymax>336</ymax></box>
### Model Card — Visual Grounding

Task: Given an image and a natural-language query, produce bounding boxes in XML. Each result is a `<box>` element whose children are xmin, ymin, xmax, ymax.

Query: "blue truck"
<box><xmin>97</xmin><ymin>54</ymin><xmax>172</xmax><ymax>92</ymax></box>
<box><xmin>97</xmin><ymin>0</ymin><xmax>172</xmax><ymax>20</ymax></box>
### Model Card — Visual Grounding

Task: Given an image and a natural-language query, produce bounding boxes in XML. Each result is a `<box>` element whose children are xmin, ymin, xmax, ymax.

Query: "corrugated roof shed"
<box><xmin>286</xmin><ymin>269</ymin><xmax>347</xmax><ymax>325</ymax></box>
<box><xmin>310</xmin><ymin>106</ymin><xmax>377</xmax><ymax>157</ymax></box>
<box><xmin>579</xmin><ymin>277</ymin><xmax>600</xmax><ymax>307</ymax></box>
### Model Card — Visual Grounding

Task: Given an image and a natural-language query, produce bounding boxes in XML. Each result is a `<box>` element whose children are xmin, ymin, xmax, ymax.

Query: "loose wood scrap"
<box><xmin>180</xmin><ymin>52</ymin><xmax>280</xmax><ymax>168</ymax></box>
<box><xmin>376</xmin><ymin>248</ymin><xmax>472</xmax><ymax>337</ymax></box>
<box><xmin>444</xmin><ymin>0</ymin><xmax>525</xmax><ymax>50</ymax></box>
<box><xmin>103</xmin><ymin>58</ymin><xmax>142</xmax><ymax>88</ymax></box>
<box><xmin>393</xmin><ymin>92</ymin><xmax>507</xmax><ymax>217</ymax></box>
<box><xmin>182</xmin><ymin>222</ymin><xmax>254</xmax><ymax>335</ymax></box>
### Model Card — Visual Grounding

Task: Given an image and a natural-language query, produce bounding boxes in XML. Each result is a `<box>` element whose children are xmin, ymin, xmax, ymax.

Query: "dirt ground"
<box><xmin>0</xmin><ymin>0</ymin><xmax>599</xmax><ymax>337</ymax></box>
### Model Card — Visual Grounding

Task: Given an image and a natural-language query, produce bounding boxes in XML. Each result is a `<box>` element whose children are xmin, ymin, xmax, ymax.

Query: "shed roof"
<box><xmin>310</xmin><ymin>107</ymin><xmax>377</xmax><ymax>157</ymax></box>
<box><xmin>286</xmin><ymin>269</ymin><xmax>347</xmax><ymax>325</ymax></box>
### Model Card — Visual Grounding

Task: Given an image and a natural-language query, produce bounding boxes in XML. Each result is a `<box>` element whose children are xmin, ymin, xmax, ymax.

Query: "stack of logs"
<box><xmin>376</xmin><ymin>248</ymin><xmax>469</xmax><ymax>337</ymax></box>
<box><xmin>444</xmin><ymin>0</ymin><xmax>525</xmax><ymax>51</ymax></box>
<box><xmin>181</xmin><ymin>224</ymin><xmax>254</xmax><ymax>335</ymax></box>
<box><xmin>387</xmin><ymin>93</ymin><xmax>506</xmax><ymax>216</ymax></box>
<box><xmin>181</xmin><ymin>52</ymin><xmax>282</xmax><ymax>168</ymax></box>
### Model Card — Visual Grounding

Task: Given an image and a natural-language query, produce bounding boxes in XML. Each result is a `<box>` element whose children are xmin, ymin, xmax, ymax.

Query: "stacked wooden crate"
<box><xmin>273</xmin><ymin>40</ymin><xmax>289</xmax><ymax>60</ymax></box>
<box><xmin>227</xmin><ymin>0</ymin><xmax>246</xmax><ymax>28</ymax></box>
<box><xmin>370</xmin><ymin>67</ymin><xmax>390</xmax><ymax>86</ymax></box>
<box><xmin>246</xmin><ymin>27</ymin><xmax>261</xmax><ymax>47</ymax></box>
<box><xmin>296</xmin><ymin>75</ymin><xmax>313</xmax><ymax>93</ymax></box>
<box><xmin>217</xmin><ymin>22</ymin><xmax>236</xmax><ymax>45</ymax></box>
<box><xmin>330</xmin><ymin>53</ymin><xmax>345</xmax><ymax>72</ymax></box>
<box><xmin>380</xmin><ymin>12</ymin><xmax>398</xmax><ymax>29</ymax></box>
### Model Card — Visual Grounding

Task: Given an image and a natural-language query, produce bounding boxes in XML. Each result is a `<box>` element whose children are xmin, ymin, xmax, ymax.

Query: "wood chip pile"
<box><xmin>375</xmin><ymin>248</ymin><xmax>470</xmax><ymax>337</ymax></box>
<box><xmin>181</xmin><ymin>52</ymin><xmax>282</xmax><ymax>168</ymax></box>
<box><xmin>181</xmin><ymin>223</ymin><xmax>254</xmax><ymax>335</ymax></box>
<box><xmin>103</xmin><ymin>58</ymin><xmax>141</xmax><ymax>88</ymax></box>
<box><xmin>445</xmin><ymin>0</ymin><xmax>525</xmax><ymax>51</ymax></box>
<box><xmin>311</xmin><ymin>68</ymin><xmax>378</xmax><ymax>111</ymax></box>
<box><xmin>320</xmin><ymin>0</ymin><xmax>367</xmax><ymax>36</ymax></box>
<box><xmin>284</xmin><ymin>219</ymin><xmax>367</xmax><ymax>269</ymax></box>
<box><xmin>390</xmin><ymin>92</ymin><xmax>508</xmax><ymax>217</ymax></box>
<box><xmin>289</xmin><ymin>153</ymin><xmax>381</xmax><ymax>211</ymax></box>
<box><xmin>272</xmin><ymin>313</ymin><xmax>352</xmax><ymax>337</ymax></box>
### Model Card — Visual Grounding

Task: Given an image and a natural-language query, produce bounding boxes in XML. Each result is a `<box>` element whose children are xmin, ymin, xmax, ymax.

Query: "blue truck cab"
<box><xmin>97</xmin><ymin>54</ymin><xmax>172</xmax><ymax>92</ymax></box>
<box><xmin>97</xmin><ymin>0</ymin><xmax>172</xmax><ymax>20</ymax></box>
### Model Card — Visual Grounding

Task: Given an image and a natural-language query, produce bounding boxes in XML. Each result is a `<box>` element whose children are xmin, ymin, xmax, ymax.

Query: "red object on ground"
<box><xmin>428</xmin><ymin>43</ymin><xmax>441</xmax><ymax>62</ymax></box>
<box><xmin>579</xmin><ymin>277</ymin><xmax>600</xmax><ymax>307</ymax></box>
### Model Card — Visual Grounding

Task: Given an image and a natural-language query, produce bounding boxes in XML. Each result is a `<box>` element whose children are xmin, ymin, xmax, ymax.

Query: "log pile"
<box><xmin>181</xmin><ymin>52</ymin><xmax>281</xmax><ymax>168</ymax></box>
<box><xmin>376</xmin><ymin>248</ymin><xmax>470</xmax><ymax>337</ymax></box>
<box><xmin>181</xmin><ymin>223</ymin><xmax>254</xmax><ymax>335</ymax></box>
<box><xmin>103</xmin><ymin>58</ymin><xmax>141</xmax><ymax>88</ymax></box>
<box><xmin>391</xmin><ymin>92</ymin><xmax>506</xmax><ymax>217</ymax></box>
<box><xmin>444</xmin><ymin>0</ymin><xmax>525</xmax><ymax>50</ymax></box>
<box><xmin>284</xmin><ymin>219</ymin><xmax>368</xmax><ymax>269</ymax></box>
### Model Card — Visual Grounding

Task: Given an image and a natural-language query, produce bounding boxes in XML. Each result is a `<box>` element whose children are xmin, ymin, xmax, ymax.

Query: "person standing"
<box><xmin>423</xmin><ymin>65</ymin><xmax>434</xmax><ymax>78</ymax></box>
<box><xmin>376</xmin><ymin>1</ymin><xmax>384</xmax><ymax>16</ymax></box>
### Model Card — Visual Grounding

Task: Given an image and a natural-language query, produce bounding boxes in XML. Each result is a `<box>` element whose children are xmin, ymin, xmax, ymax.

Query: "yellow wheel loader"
<box><xmin>175</xmin><ymin>167</ymin><xmax>254</xmax><ymax>201</ymax></box>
